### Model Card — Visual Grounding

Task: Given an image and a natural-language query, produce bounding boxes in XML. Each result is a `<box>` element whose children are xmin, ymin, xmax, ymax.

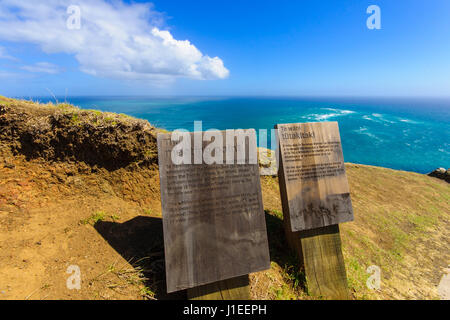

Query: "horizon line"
<box><xmin>7</xmin><ymin>94</ymin><xmax>450</xmax><ymax>101</ymax></box>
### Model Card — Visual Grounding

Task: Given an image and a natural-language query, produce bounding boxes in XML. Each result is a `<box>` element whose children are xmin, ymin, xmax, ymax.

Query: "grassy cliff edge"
<box><xmin>0</xmin><ymin>96</ymin><xmax>448</xmax><ymax>300</ymax></box>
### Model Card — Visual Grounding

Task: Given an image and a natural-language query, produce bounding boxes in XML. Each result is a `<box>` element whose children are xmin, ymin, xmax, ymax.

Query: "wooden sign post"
<box><xmin>157</xmin><ymin>129</ymin><xmax>270</xmax><ymax>299</ymax></box>
<box><xmin>275</xmin><ymin>122</ymin><xmax>354</xmax><ymax>299</ymax></box>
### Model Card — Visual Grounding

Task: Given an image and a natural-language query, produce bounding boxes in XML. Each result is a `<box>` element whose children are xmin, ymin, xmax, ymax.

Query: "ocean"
<box><xmin>31</xmin><ymin>96</ymin><xmax>449</xmax><ymax>174</ymax></box>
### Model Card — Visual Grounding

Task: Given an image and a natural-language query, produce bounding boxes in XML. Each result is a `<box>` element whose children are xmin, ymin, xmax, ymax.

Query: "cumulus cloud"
<box><xmin>21</xmin><ymin>62</ymin><xmax>64</xmax><ymax>74</ymax></box>
<box><xmin>0</xmin><ymin>0</ymin><xmax>229</xmax><ymax>83</ymax></box>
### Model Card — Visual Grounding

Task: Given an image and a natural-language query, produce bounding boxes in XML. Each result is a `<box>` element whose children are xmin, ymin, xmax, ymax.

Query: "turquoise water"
<box><xmin>32</xmin><ymin>96</ymin><xmax>449</xmax><ymax>174</ymax></box>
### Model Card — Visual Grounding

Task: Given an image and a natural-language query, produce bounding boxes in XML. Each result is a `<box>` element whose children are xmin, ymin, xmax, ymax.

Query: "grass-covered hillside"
<box><xmin>0</xmin><ymin>96</ymin><xmax>448</xmax><ymax>300</ymax></box>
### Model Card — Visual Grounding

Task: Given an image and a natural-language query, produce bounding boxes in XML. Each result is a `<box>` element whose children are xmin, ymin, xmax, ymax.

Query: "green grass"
<box><xmin>110</xmin><ymin>213</ymin><xmax>121</xmax><ymax>222</ymax></box>
<box><xmin>144</xmin><ymin>149</ymin><xmax>157</xmax><ymax>158</ymax></box>
<box><xmin>282</xmin><ymin>264</ymin><xmax>306</xmax><ymax>291</ymax></box>
<box><xmin>70</xmin><ymin>113</ymin><xmax>80</xmax><ymax>124</ymax></box>
<box><xmin>56</xmin><ymin>103</ymin><xmax>76</xmax><ymax>111</ymax></box>
<box><xmin>140</xmin><ymin>286</ymin><xmax>156</xmax><ymax>300</ymax></box>
<box><xmin>271</xmin><ymin>284</ymin><xmax>297</xmax><ymax>300</ymax></box>
<box><xmin>79</xmin><ymin>211</ymin><xmax>123</xmax><ymax>225</ymax></box>
<box><xmin>142</xmin><ymin>208</ymin><xmax>153</xmax><ymax>216</ymax></box>
<box><xmin>345</xmin><ymin>256</ymin><xmax>372</xmax><ymax>299</ymax></box>
<box><xmin>271</xmin><ymin>209</ymin><xmax>283</xmax><ymax>220</ymax></box>
<box><xmin>79</xmin><ymin>211</ymin><xmax>106</xmax><ymax>225</ymax></box>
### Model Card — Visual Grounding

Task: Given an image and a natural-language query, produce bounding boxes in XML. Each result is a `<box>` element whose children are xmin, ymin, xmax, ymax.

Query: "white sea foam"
<box><xmin>354</xmin><ymin>127</ymin><xmax>369</xmax><ymax>134</ymax></box>
<box><xmin>360</xmin><ymin>113</ymin><xmax>395</xmax><ymax>125</ymax></box>
<box><xmin>303</xmin><ymin>108</ymin><xmax>356</xmax><ymax>122</ymax></box>
<box><xmin>398</xmin><ymin>118</ymin><xmax>421</xmax><ymax>124</ymax></box>
<box><xmin>353</xmin><ymin>126</ymin><xmax>382</xmax><ymax>142</ymax></box>
<box><xmin>370</xmin><ymin>113</ymin><xmax>396</xmax><ymax>124</ymax></box>
<box><xmin>309</xmin><ymin>113</ymin><xmax>340</xmax><ymax>121</ymax></box>
<box><xmin>402</xmin><ymin>129</ymin><xmax>411</xmax><ymax>137</ymax></box>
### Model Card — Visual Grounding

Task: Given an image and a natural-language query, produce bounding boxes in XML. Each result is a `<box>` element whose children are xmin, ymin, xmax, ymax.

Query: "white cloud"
<box><xmin>21</xmin><ymin>62</ymin><xmax>64</xmax><ymax>74</ymax></box>
<box><xmin>0</xmin><ymin>0</ymin><xmax>229</xmax><ymax>83</ymax></box>
<box><xmin>0</xmin><ymin>70</ymin><xmax>18</xmax><ymax>78</ymax></box>
<box><xmin>0</xmin><ymin>70</ymin><xmax>33</xmax><ymax>79</ymax></box>
<box><xmin>0</xmin><ymin>46</ymin><xmax>17</xmax><ymax>61</ymax></box>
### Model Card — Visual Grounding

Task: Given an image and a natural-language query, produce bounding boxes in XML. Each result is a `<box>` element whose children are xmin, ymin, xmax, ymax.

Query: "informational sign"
<box><xmin>276</xmin><ymin>122</ymin><xmax>354</xmax><ymax>231</ymax></box>
<box><xmin>157</xmin><ymin>129</ymin><xmax>270</xmax><ymax>293</ymax></box>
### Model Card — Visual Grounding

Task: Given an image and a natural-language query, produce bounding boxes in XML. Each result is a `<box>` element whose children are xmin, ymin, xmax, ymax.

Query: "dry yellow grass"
<box><xmin>257</xmin><ymin>165</ymin><xmax>449</xmax><ymax>300</ymax></box>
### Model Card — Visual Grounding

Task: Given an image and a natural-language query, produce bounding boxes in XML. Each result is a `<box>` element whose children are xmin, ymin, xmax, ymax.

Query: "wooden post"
<box><xmin>298</xmin><ymin>225</ymin><xmax>348</xmax><ymax>299</ymax></box>
<box><xmin>187</xmin><ymin>275</ymin><xmax>250</xmax><ymax>300</ymax></box>
<box><xmin>276</xmin><ymin>122</ymin><xmax>353</xmax><ymax>300</ymax></box>
<box><xmin>283</xmin><ymin>209</ymin><xmax>349</xmax><ymax>299</ymax></box>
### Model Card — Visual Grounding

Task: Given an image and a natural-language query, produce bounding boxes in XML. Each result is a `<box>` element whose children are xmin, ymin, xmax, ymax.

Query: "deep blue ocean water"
<box><xmin>31</xmin><ymin>96</ymin><xmax>449</xmax><ymax>174</ymax></box>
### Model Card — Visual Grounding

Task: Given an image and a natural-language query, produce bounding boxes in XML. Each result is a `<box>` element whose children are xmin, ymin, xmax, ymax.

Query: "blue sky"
<box><xmin>0</xmin><ymin>0</ymin><xmax>449</xmax><ymax>97</ymax></box>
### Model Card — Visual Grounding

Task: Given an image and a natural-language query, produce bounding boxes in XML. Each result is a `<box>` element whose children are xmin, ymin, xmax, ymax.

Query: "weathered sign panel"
<box><xmin>276</xmin><ymin>122</ymin><xmax>354</xmax><ymax>232</ymax></box>
<box><xmin>157</xmin><ymin>130</ymin><xmax>270</xmax><ymax>293</ymax></box>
